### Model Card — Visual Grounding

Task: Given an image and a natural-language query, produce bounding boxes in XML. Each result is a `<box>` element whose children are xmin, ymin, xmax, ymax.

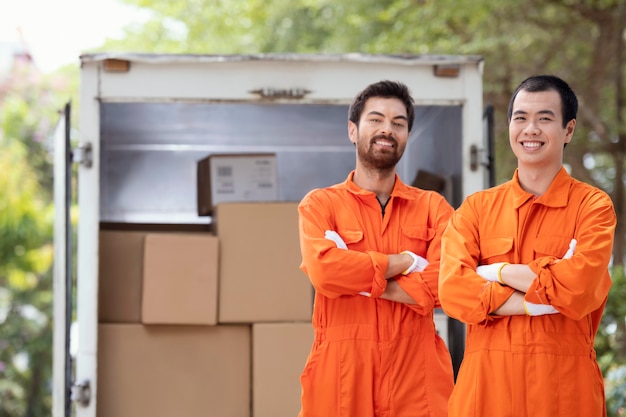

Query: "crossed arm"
<box><xmin>477</xmin><ymin>239</ymin><xmax>576</xmax><ymax>316</ymax></box>
<box><xmin>324</xmin><ymin>230</ymin><xmax>427</xmax><ymax>304</ymax></box>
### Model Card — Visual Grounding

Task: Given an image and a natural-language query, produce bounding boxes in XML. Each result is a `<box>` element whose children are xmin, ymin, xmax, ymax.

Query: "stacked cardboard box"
<box><xmin>97</xmin><ymin>324</ymin><xmax>250</xmax><ymax>417</ymax></box>
<box><xmin>98</xmin><ymin>230</ymin><xmax>145</xmax><ymax>323</ymax></box>
<box><xmin>214</xmin><ymin>202</ymin><xmax>313</xmax><ymax>323</ymax></box>
<box><xmin>97</xmin><ymin>201</ymin><xmax>314</xmax><ymax>417</ymax></box>
<box><xmin>216</xmin><ymin>202</ymin><xmax>314</xmax><ymax>417</ymax></box>
<box><xmin>141</xmin><ymin>233</ymin><xmax>219</xmax><ymax>325</ymax></box>
<box><xmin>197</xmin><ymin>153</ymin><xmax>279</xmax><ymax>216</ymax></box>
<box><xmin>252</xmin><ymin>322</ymin><xmax>314</xmax><ymax>417</ymax></box>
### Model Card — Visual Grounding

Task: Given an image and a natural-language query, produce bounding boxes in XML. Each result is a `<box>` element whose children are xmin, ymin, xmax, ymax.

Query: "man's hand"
<box><xmin>553</xmin><ymin>238</ymin><xmax>576</xmax><ymax>265</ymax></box>
<box><xmin>562</xmin><ymin>238</ymin><xmax>577</xmax><ymax>259</ymax></box>
<box><xmin>324</xmin><ymin>230</ymin><xmax>347</xmax><ymax>249</ymax></box>
<box><xmin>476</xmin><ymin>262</ymin><xmax>509</xmax><ymax>284</ymax></box>
<box><xmin>379</xmin><ymin>280</ymin><xmax>417</xmax><ymax>304</ymax></box>
<box><xmin>401</xmin><ymin>250</ymin><xmax>429</xmax><ymax>274</ymax></box>
<box><xmin>524</xmin><ymin>301</ymin><xmax>559</xmax><ymax>316</ymax></box>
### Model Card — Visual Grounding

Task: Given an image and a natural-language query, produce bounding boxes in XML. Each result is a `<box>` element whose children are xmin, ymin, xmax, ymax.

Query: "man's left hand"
<box><xmin>476</xmin><ymin>262</ymin><xmax>509</xmax><ymax>284</ymax></box>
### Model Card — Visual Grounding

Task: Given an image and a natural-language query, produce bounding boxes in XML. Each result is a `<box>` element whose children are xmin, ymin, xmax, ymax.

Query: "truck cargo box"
<box><xmin>53</xmin><ymin>53</ymin><xmax>488</xmax><ymax>417</ymax></box>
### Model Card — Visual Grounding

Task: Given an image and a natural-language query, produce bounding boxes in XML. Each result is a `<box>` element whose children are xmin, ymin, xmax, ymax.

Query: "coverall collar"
<box><xmin>343</xmin><ymin>171</ymin><xmax>416</xmax><ymax>201</ymax></box>
<box><xmin>512</xmin><ymin>166</ymin><xmax>571</xmax><ymax>209</ymax></box>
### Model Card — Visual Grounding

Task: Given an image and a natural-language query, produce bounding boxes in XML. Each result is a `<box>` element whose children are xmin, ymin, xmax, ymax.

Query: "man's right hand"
<box><xmin>324</xmin><ymin>230</ymin><xmax>347</xmax><ymax>249</ymax></box>
<box><xmin>524</xmin><ymin>301</ymin><xmax>559</xmax><ymax>316</ymax></box>
<box><xmin>562</xmin><ymin>238</ymin><xmax>577</xmax><ymax>259</ymax></box>
<box><xmin>400</xmin><ymin>250</ymin><xmax>429</xmax><ymax>274</ymax></box>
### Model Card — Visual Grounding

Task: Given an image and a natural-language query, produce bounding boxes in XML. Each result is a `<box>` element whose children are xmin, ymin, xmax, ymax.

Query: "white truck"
<box><xmin>52</xmin><ymin>53</ymin><xmax>490</xmax><ymax>417</ymax></box>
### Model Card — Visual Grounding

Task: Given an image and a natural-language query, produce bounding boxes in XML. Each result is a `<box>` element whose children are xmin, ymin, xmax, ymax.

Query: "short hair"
<box><xmin>349</xmin><ymin>80</ymin><xmax>415</xmax><ymax>132</ymax></box>
<box><xmin>507</xmin><ymin>75</ymin><xmax>578</xmax><ymax>128</ymax></box>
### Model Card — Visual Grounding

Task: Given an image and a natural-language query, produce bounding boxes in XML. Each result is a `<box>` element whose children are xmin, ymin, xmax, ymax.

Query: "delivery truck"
<box><xmin>52</xmin><ymin>52</ymin><xmax>491</xmax><ymax>417</ymax></box>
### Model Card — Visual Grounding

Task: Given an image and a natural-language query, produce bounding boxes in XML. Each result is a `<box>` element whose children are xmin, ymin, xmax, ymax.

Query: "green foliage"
<box><xmin>596</xmin><ymin>266</ymin><xmax>626</xmax><ymax>416</ymax></box>
<box><xmin>597</xmin><ymin>266</ymin><xmax>626</xmax><ymax>365</ymax></box>
<box><xmin>0</xmin><ymin>67</ymin><xmax>61</xmax><ymax>416</ymax></box>
<box><xmin>0</xmin><ymin>135</ymin><xmax>54</xmax><ymax>416</ymax></box>
<box><xmin>0</xmin><ymin>122</ymin><xmax>53</xmax><ymax>278</ymax></box>
<box><xmin>605</xmin><ymin>364</ymin><xmax>626</xmax><ymax>417</ymax></box>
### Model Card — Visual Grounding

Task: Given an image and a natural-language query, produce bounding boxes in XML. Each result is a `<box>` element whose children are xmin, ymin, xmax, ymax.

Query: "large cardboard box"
<box><xmin>98</xmin><ymin>231</ymin><xmax>146</xmax><ymax>323</ymax></box>
<box><xmin>97</xmin><ymin>324</ymin><xmax>251</xmax><ymax>417</ymax></box>
<box><xmin>142</xmin><ymin>233</ymin><xmax>219</xmax><ymax>325</ymax></box>
<box><xmin>215</xmin><ymin>202</ymin><xmax>313</xmax><ymax>323</ymax></box>
<box><xmin>197</xmin><ymin>153</ymin><xmax>279</xmax><ymax>216</ymax></box>
<box><xmin>253</xmin><ymin>322</ymin><xmax>313</xmax><ymax>417</ymax></box>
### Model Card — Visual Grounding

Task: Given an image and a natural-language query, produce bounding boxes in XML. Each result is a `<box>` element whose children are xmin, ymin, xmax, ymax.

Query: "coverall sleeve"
<box><xmin>526</xmin><ymin>191</ymin><xmax>616</xmax><ymax>320</ymax></box>
<box><xmin>298</xmin><ymin>190</ymin><xmax>389</xmax><ymax>298</ymax></box>
<box><xmin>396</xmin><ymin>195</ymin><xmax>454</xmax><ymax>314</ymax></box>
<box><xmin>439</xmin><ymin>199</ymin><xmax>516</xmax><ymax>324</ymax></box>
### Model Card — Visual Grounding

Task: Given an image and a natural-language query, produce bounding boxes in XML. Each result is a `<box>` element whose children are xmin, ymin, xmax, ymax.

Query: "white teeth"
<box><xmin>523</xmin><ymin>142</ymin><xmax>541</xmax><ymax>148</ymax></box>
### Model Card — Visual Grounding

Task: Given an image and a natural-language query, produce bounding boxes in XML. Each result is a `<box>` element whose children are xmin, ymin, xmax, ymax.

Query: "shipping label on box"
<box><xmin>197</xmin><ymin>153</ymin><xmax>279</xmax><ymax>216</ymax></box>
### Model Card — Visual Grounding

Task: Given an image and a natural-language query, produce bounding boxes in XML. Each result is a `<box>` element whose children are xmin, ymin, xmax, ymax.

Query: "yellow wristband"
<box><xmin>497</xmin><ymin>262</ymin><xmax>509</xmax><ymax>285</ymax></box>
<box><xmin>400</xmin><ymin>251</ymin><xmax>415</xmax><ymax>275</ymax></box>
<box><xmin>523</xmin><ymin>300</ymin><xmax>530</xmax><ymax>315</ymax></box>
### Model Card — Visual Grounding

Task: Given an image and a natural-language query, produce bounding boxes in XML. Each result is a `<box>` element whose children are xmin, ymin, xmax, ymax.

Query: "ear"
<box><xmin>348</xmin><ymin>121</ymin><xmax>358</xmax><ymax>145</ymax></box>
<box><xmin>564</xmin><ymin>119</ymin><xmax>576</xmax><ymax>144</ymax></box>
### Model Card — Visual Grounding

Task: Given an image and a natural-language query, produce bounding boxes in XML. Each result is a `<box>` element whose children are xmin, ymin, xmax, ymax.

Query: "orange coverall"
<box><xmin>439</xmin><ymin>167</ymin><xmax>616</xmax><ymax>417</ymax></box>
<box><xmin>297</xmin><ymin>172</ymin><xmax>454</xmax><ymax>417</ymax></box>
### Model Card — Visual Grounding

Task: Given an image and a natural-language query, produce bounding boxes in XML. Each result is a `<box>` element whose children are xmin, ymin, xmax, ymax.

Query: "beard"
<box><xmin>357</xmin><ymin>133</ymin><xmax>404</xmax><ymax>171</ymax></box>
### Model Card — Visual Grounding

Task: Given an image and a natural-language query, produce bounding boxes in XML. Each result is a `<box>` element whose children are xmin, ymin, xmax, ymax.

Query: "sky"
<box><xmin>0</xmin><ymin>0</ymin><xmax>147</xmax><ymax>73</ymax></box>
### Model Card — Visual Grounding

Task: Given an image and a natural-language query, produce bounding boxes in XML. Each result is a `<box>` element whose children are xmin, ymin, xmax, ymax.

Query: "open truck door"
<box><xmin>52</xmin><ymin>102</ymin><xmax>74</xmax><ymax>417</ymax></box>
<box><xmin>53</xmin><ymin>102</ymin><xmax>97</xmax><ymax>417</ymax></box>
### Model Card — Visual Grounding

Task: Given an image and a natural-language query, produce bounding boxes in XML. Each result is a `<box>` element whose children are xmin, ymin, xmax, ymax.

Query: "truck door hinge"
<box><xmin>72</xmin><ymin>142</ymin><xmax>93</xmax><ymax>168</ymax></box>
<box><xmin>469</xmin><ymin>144</ymin><xmax>490</xmax><ymax>172</ymax></box>
<box><xmin>70</xmin><ymin>379</ymin><xmax>91</xmax><ymax>407</ymax></box>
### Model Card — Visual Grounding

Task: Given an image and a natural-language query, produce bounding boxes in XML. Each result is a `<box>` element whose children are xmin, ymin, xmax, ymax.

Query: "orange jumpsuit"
<box><xmin>439</xmin><ymin>167</ymin><xmax>616</xmax><ymax>417</ymax></box>
<box><xmin>297</xmin><ymin>171</ymin><xmax>454</xmax><ymax>417</ymax></box>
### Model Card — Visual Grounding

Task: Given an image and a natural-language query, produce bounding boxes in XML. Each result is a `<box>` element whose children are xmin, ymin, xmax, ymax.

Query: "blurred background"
<box><xmin>1</xmin><ymin>0</ymin><xmax>625</xmax><ymax>415</ymax></box>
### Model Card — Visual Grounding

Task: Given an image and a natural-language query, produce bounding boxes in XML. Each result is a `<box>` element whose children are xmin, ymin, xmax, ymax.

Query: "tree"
<box><xmin>0</xmin><ymin>119</ymin><xmax>54</xmax><ymax>417</ymax></box>
<box><xmin>0</xmin><ymin>57</ymin><xmax>74</xmax><ymax>417</ymax></box>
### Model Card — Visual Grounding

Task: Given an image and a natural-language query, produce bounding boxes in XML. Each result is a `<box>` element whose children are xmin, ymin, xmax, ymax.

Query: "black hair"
<box><xmin>507</xmin><ymin>75</ymin><xmax>578</xmax><ymax>128</ymax></box>
<box><xmin>348</xmin><ymin>80</ymin><xmax>415</xmax><ymax>132</ymax></box>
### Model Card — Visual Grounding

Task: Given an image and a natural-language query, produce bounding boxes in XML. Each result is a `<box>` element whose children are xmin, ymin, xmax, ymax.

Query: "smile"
<box><xmin>521</xmin><ymin>141</ymin><xmax>543</xmax><ymax>149</ymax></box>
<box><xmin>372</xmin><ymin>136</ymin><xmax>396</xmax><ymax>148</ymax></box>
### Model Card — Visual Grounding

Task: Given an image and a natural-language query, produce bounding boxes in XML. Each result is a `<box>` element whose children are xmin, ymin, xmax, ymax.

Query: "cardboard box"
<box><xmin>197</xmin><ymin>153</ymin><xmax>279</xmax><ymax>216</ymax></box>
<box><xmin>253</xmin><ymin>322</ymin><xmax>313</xmax><ymax>417</ymax></box>
<box><xmin>142</xmin><ymin>233</ymin><xmax>219</xmax><ymax>325</ymax></box>
<box><xmin>215</xmin><ymin>202</ymin><xmax>313</xmax><ymax>323</ymax></box>
<box><xmin>98</xmin><ymin>231</ymin><xmax>146</xmax><ymax>323</ymax></box>
<box><xmin>97</xmin><ymin>324</ymin><xmax>251</xmax><ymax>417</ymax></box>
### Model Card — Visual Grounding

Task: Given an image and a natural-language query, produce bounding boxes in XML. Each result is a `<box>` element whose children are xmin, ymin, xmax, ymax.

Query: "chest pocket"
<box><xmin>534</xmin><ymin>235</ymin><xmax>573</xmax><ymax>259</ymax></box>
<box><xmin>479</xmin><ymin>236</ymin><xmax>514</xmax><ymax>264</ymax></box>
<box><xmin>401</xmin><ymin>226</ymin><xmax>435</xmax><ymax>255</ymax></box>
